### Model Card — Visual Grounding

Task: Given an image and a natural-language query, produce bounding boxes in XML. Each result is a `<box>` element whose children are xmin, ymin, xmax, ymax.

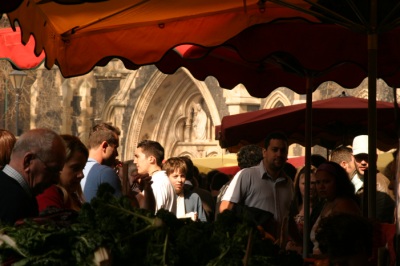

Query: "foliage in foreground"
<box><xmin>0</xmin><ymin>184</ymin><xmax>303</xmax><ymax>265</ymax></box>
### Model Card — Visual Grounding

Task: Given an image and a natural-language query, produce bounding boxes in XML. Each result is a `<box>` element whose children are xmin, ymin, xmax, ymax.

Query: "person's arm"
<box><xmin>136</xmin><ymin>175</ymin><xmax>156</xmax><ymax>212</ymax></box>
<box><xmin>194</xmin><ymin>193</ymin><xmax>207</xmax><ymax>222</ymax></box>
<box><xmin>219</xmin><ymin>170</ymin><xmax>243</xmax><ymax>213</ymax></box>
<box><xmin>287</xmin><ymin>215</ymin><xmax>302</xmax><ymax>245</ymax></box>
<box><xmin>219</xmin><ymin>200</ymin><xmax>234</xmax><ymax>213</ymax></box>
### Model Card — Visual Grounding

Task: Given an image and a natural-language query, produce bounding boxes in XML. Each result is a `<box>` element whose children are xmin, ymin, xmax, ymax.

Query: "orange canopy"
<box><xmin>7</xmin><ymin>0</ymin><xmax>316</xmax><ymax>78</ymax></box>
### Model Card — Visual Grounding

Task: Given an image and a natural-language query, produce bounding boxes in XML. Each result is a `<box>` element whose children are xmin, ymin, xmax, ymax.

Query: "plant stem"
<box><xmin>243</xmin><ymin>227</ymin><xmax>254</xmax><ymax>266</ymax></box>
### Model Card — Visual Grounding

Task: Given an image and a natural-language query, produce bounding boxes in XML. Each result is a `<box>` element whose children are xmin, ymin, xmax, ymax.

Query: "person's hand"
<box><xmin>131</xmin><ymin>173</ymin><xmax>151</xmax><ymax>192</ymax></box>
<box><xmin>140</xmin><ymin>175</ymin><xmax>153</xmax><ymax>191</ymax></box>
<box><xmin>113</xmin><ymin>159</ymin><xmax>122</xmax><ymax>169</ymax></box>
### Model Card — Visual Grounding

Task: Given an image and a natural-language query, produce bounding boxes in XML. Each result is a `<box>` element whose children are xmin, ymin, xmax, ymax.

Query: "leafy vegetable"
<box><xmin>0</xmin><ymin>184</ymin><xmax>303</xmax><ymax>265</ymax></box>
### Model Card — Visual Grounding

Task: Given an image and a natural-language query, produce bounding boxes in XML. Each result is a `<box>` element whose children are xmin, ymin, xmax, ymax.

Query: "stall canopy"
<box><xmin>0</xmin><ymin>27</ymin><xmax>45</xmax><ymax>69</ymax></box>
<box><xmin>7</xmin><ymin>0</ymin><xmax>316</xmax><ymax>78</ymax></box>
<box><xmin>218</xmin><ymin>96</ymin><xmax>397</xmax><ymax>152</ymax></box>
<box><xmin>192</xmin><ymin>154</ymin><xmax>307</xmax><ymax>176</ymax></box>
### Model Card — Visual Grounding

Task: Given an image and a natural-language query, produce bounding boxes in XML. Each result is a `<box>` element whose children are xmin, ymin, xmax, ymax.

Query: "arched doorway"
<box><xmin>123</xmin><ymin>68</ymin><xmax>222</xmax><ymax>160</ymax></box>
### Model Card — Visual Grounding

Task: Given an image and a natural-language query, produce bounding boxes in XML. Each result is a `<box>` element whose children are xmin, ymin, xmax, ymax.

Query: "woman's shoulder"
<box><xmin>38</xmin><ymin>184</ymin><xmax>63</xmax><ymax>198</ymax></box>
<box><xmin>36</xmin><ymin>185</ymin><xmax>66</xmax><ymax>212</ymax></box>
<box><xmin>332</xmin><ymin>197</ymin><xmax>361</xmax><ymax>215</ymax></box>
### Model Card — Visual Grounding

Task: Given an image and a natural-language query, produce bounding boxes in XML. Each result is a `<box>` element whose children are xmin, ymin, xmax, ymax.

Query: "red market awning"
<box><xmin>7</xmin><ymin>0</ymin><xmax>315</xmax><ymax>78</ymax></box>
<box><xmin>0</xmin><ymin>27</ymin><xmax>45</xmax><ymax>69</ymax></box>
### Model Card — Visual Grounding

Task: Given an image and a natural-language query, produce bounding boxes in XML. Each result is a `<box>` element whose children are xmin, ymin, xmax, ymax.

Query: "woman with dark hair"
<box><xmin>0</xmin><ymin>129</ymin><xmax>16</xmax><ymax>169</ymax></box>
<box><xmin>286</xmin><ymin>165</ymin><xmax>318</xmax><ymax>254</ymax></box>
<box><xmin>316</xmin><ymin>213</ymin><xmax>374</xmax><ymax>266</ymax></box>
<box><xmin>310</xmin><ymin>161</ymin><xmax>361</xmax><ymax>256</ymax></box>
<box><xmin>37</xmin><ymin>135</ymin><xmax>88</xmax><ymax>212</ymax></box>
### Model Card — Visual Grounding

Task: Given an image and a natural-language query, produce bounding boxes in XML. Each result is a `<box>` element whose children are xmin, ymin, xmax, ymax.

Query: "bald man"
<box><xmin>0</xmin><ymin>128</ymin><xmax>66</xmax><ymax>224</ymax></box>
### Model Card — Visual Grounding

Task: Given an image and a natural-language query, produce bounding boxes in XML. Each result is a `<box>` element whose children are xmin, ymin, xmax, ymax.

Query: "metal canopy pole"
<box><xmin>367</xmin><ymin>0</ymin><xmax>377</xmax><ymax>220</ymax></box>
<box><xmin>302</xmin><ymin>76</ymin><xmax>313</xmax><ymax>258</ymax></box>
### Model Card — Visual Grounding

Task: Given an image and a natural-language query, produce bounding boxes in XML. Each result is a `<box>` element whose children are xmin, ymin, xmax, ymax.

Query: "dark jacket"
<box><xmin>0</xmin><ymin>170</ymin><xmax>38</xmax><ymax>225</ymax></box>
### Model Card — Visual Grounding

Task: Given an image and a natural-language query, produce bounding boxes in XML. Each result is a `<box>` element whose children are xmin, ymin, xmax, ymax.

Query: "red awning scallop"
<box><xmin>0</xmin><ymin>27</ymin><xmax>45</xmax><ymax>69</ymax></box>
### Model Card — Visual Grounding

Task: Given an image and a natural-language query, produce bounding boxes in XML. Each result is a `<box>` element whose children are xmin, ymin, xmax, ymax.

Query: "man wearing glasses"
<box><xmin>352</xmin><ymin>135</ymin><xmax>395</xmax><ymax>223</ymax></box>
<box><xmin>0</xmin><ymin>128</ymin><xmax>66</xmax><ymax>225</ymax></box>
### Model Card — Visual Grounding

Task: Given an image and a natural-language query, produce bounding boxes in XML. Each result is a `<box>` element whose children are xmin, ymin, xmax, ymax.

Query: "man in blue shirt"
<box><xmin>81</xmin><ymin>123</ymin><xmax>122</xmax><ymax>202</ymax></box>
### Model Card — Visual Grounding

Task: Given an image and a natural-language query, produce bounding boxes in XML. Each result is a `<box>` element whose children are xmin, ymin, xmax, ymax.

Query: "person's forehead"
<box><xmin>172</xmin><ymin>168</ymin><xmax>184</xmax><ymax>173</ymax></box>
<box><xmin>134</xmin><ymin>148</ymin><xmax>144</xmax><ymax>155</ymax></box>
<box><xmin>316</xmin><ymin>170</ymin><xmax>334</xmax><ymax>179</ymax></box>
<box><xmin>268</xmin><ymin>139</ymin><xmax>287</xmax><ymax>147</ymax></box>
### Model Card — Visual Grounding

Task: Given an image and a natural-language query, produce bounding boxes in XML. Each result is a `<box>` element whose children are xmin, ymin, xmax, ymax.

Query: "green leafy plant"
<box><xmin>0</xmin><ymin>184</ymin><xmax>303</xmax><ymax>265</ymax></box>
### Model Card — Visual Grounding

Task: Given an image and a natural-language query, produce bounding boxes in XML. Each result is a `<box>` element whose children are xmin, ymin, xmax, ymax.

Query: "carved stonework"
<box><xmin>16</xmin><ymin>61</ymin><xmax>399</xmax><ymax>164</ymax></box>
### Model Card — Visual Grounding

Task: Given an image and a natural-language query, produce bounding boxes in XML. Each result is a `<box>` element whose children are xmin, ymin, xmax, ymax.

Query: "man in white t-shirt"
<box><xmin>134</xmin><ymin>140</ymin><xmax>176</xmax><ymax>214</ymax></box>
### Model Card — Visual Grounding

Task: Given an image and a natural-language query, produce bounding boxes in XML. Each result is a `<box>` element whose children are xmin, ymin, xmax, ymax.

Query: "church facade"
<box><xmin>1</xmin><ymin>59</ymin><xmax>397</xmax><ymax>161</ymax></box>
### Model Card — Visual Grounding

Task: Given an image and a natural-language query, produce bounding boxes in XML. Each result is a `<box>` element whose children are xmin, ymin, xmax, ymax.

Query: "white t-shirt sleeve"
<box><xmin>221</xmin><ymin>169</ymin><xmax>243</xmax><ymax>202</ymax></box>
<box><xmin>151</xmin><ymin>171</ymin><xmax>177</xmax><ymax>214</ymax></box>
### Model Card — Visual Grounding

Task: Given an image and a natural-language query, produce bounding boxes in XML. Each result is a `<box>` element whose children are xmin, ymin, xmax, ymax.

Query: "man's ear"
<box><xmin>100</xmin><ymin>141</ymin><xmax>109</xmax><ymax>151</ymax></box>
<box><xmin>23</xmin><ymin>152</ymin><xmax>35</xmax><ymax>170</ymax></box>
<box><xmin>148</xmin><ymin>155</ymin><xmax>156</xmax><ymax>164</ymax></box>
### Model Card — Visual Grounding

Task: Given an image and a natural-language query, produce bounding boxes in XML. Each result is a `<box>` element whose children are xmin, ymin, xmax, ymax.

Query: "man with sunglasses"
<box><xmin>352</xmin><ymin>135</ymin><xmax>395</xmax><ymax>223</ymax></box>
<box><xmin>0</xmin><ymin>128</ymin><xmax>66</xmax><ymax>225</ymax></box>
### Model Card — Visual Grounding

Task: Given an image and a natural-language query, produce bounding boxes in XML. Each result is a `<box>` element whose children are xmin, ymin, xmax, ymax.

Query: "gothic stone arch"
<box><xmin>124</xmin><ymin>68</ymin><xmax>222</xmax><ymax>161</ymax></box>
<box><xmin>262</xmin><ymin>89</ymin><xmax>292</xmax><ymax>109</ymax></box>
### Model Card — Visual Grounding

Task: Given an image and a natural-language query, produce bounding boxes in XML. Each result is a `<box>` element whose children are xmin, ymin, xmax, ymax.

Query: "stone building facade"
<box><xmin>1</xmin><ymin>59</ymin><xmax>397</xmax><ymax>161</ymax></box>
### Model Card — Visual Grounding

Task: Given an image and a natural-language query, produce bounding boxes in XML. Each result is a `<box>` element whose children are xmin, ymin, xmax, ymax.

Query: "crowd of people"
<box><xmin>0</xmin><ymin>125</ymin><xmax>398</xmax><ymax>265</ymax></box>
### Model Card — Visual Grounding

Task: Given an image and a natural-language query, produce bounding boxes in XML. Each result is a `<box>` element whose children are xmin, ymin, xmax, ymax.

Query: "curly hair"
<box><xmin>237</xmin><ymin>144</ymin><xmax>263</xmax><ymax>169</ymax></box>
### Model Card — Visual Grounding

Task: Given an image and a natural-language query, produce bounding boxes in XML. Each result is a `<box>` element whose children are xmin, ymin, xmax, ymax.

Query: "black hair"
<box><xmin>264</xmin><ymin>131</ymin><xmax>288</xmax><ymax>149</ymax></box>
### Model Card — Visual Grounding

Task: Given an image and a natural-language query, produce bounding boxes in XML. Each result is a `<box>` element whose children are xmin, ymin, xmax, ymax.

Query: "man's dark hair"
<box><xmin>283</xmin><ymin>162</ymin><xmax>297</xmax><ymax>181</ymax></box>
<box><xmin>237</xmin><ymin>144</ymin><xmax>263</xmax><ymax>169</ymax></box>
<box><xmin>137</xmin><ymin>140</ymin><xmax>164</xmax><ymax>167</ymax></box>
<box><xmin>210</xmin><ymin>171</ymin><xmax>230</xmax><ymax>191</ymax></box>
<box><xmin>205</xmin><ymin>169</ymin><xmax>220</xmax><ymax>191</ymax></box>
<box><xmin>310</xmin><ymin>154</ymin><xmax>327</xmax><ymax>168</ymax></box>
<box><xmin>264</xmin><ymin>131</ymin><xmax>288</xmax><ymax>149</ymax></box>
